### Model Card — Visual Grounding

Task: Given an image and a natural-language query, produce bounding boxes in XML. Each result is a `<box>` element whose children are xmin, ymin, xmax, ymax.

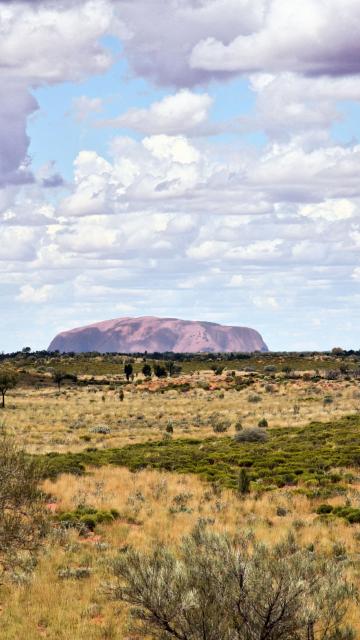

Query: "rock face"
<box><xmin>48</xmin><ymin>316</ymin><xmax>268</xmax><ymax>354</ymax></box>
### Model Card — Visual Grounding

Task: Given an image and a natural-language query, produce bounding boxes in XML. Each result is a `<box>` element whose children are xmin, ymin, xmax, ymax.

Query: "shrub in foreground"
<box><xmin>0</xmin><ymin>433</ymin><xmax>48</xmax><ymax>567</ymax></box>
<box><xmin>111</xmin><ymin>525</ymin><xmax>355</xmax><ymax>640</ymax></box>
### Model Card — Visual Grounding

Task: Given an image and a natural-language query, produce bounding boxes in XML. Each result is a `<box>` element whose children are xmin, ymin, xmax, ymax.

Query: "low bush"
<box><xmin>316</xmin><ymin>503</ymin><xmax>360</xmax><ymax>524</ymax></box>
<box><xmin>234</xmin><ymin>428</ymin><xmax>268</xmax><ymax>443</ymax></box>
<box><xmin>57</xmin><ymin>506</ymin><xmax>120</xmax><ymax>531</ymax></box>
<box><xmin>111</xmin><ymin>525</ymin><xmax>355</xmax><ymax>640</ymax></box>
<box><xmin>247</xmin><ymin>393</ymin><xmax>262</xmax><ymax>403</ymax></box>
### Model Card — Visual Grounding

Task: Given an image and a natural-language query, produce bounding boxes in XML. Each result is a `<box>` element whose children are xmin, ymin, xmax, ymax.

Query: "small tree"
<box><xmin>53</xmin><ymin>371</ymin><xmax>64</xmax><ymax>391</ymax></box>
<box><xmin>0</xmin><ymin>369</ymin><xmax>18</xmax><ymax>409</ymax></box>
<box><xmin>0</xmin><ymin>433</ymin><xmax>48</xmax><ymax>568</ymax></box>
<box><xmin>238</xmin><ymin>468</ymin><xmax>250</xmax><ymax>494</ymax></box>
<box><xmin>165</xmin><ymin>361</ymin><xmax>182</xmax><ymax>377</ymax></box>
<box><xmin>124</xmin><ymin>363</ymin><xmax>133</xmax><ymax>381</ymax></box>
<box><xmin>53</xmin><ymin>371</ymin><xmax>77</xmax><ymax>391</ymax></box>
<box><xmin>142</xmin><ymin>363</ymin><xmax>152</xmax><ymax>378</ymax></box>
<box><xmin>154</xmin><ymin>364</ymin><xmax>167</xmax><ymax>378</ymax></box>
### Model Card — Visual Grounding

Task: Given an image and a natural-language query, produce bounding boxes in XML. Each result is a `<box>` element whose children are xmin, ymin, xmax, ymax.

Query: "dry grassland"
<box><xmin>0</xmin><ymin>465</ymin><xmax>359</xmax><ymax>639</ymax></box>
<box><xmin>2</xmin><ymin>372</ymin><xmax>360</xmax><ymax>453</ymax></box>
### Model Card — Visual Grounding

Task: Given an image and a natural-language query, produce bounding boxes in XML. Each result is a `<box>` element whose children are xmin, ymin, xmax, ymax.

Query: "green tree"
<box><xmin>142</xmin><ymin>363</ymin><xmax>152</xmax><ymax>378</ymax></box>
<box><xmin>238</xmin><ymin>468</ymin><xmax>250</xmax><ymax>494</ymax></box>
<box><xmin>0</xmin><ymin>369</ymin><xmax>18</xmax><ymax>409</ymax></box>
<box><xmin>124</xmin><ymin>363</ymin><xmax>133</xmax><ymax>381</ymax></box>
<box><xmin>154</xmin><ymin>364</ymin><xmax>167</xmax><ymax>378</ymax></box>
<box><xmin>21</xmin><ymin>347</ymin><xmax>31</xmax><ymax>354</ymax></box>
<box><xmin>53</xmin><ymin>371</ymin><xmax>64</xmax><ymax>391</ymax></box>
<box><xmin>166</xmin><ymin>361</ymin><xmax>182</xmax><ymax>376</ymax></box>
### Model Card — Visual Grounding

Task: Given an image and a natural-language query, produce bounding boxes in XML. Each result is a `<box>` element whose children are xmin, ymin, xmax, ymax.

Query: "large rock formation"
<box><xmin>48</xmin><ymin>316</ymin><xmax>268</xmax><ymax>354</ymax></box>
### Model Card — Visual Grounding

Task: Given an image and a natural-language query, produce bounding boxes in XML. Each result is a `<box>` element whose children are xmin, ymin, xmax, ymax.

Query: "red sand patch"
<box><xmin>46</xmin><ymin>503</ymin><xmax>58</xmax><ymax>513</ymax></box>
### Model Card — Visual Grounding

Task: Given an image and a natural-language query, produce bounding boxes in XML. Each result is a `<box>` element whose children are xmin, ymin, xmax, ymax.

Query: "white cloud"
<box><xmin>0</xmin><ymin>0</ymin><xmax>117</xmax><ymax>185</ymax></box>
<box><xmin>252</xmin><ymin>296</ymin><xmax>279</xmax><ymax>310</ymax></box>
<box><xmin>142</xmin><ymin>135</ymin><xmax>200</xmax><ymax>164</ymax></box>
<box><xmin>17</xmin><ymin>284</ymin><xmax>54</xmax><ymax>303</ymax></box>
<box><xmin>104</xmin><ymin>90</ymin><xmax>213</xmax><ymax>135</ymax></box>
<box><xmin>187</xmin><ymin>240</ymin><xmax>228</xmax><ymax>260</ymax></box>
<box><xmin>2</xmin><ymin>0</ymin><xmax>360</xmax><ymax>352</ymax></box>
<box><xmin>299</xmin><ymin>199</ymin><xmax>356</xmax><ymax>222</ymax></box>
<box><xmin>227</xmin><ymin>274</ymin><xmax>244</xmax><ymax>287</ymax></box>
<box><xmin>0</xmin><ymin>227</ymin><xmax>39</xmax><ymax>261</ymax></box>
<box><xmin>190</xmin><ymin>0</ymin><xmax>360</xmax><ymax>77</ymax></box>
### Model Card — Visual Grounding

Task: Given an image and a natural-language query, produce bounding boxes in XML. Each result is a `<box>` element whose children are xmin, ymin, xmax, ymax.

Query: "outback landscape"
<box><xmin>0</xmin><ymin>343</ymin><xmax>359</xmax><ymax>639</ymax></box>
<box><xmin>2</xmin><ymin>0</ymin><xmax>360</xmax><ymax>638</ymax></box>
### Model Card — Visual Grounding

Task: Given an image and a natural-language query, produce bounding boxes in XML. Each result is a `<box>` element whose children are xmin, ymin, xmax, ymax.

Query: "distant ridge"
<box><xmin>48</xmin><ymin>316</ymin><xmax>268</xmax><ymax>354</ymax></box>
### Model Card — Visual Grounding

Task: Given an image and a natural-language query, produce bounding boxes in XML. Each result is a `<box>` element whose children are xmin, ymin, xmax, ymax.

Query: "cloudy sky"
<box><xmin>1</xmin><ymin>0</ymin><xmax>360</xmax><ymax>352</ymax></box>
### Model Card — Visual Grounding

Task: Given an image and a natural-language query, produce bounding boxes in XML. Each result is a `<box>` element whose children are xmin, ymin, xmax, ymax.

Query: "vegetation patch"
<box><xmin>316</xmin><ymin>503</ymin><xmax>360</xmax><ymax>524</ymax></box>
<box><xmin>56</xmin><ymin>505</ymin><xmax>120</xmax><ymax>531</ymax></box>
<box><xmin>39</xmin><ymin>414</ymin><xmax>360</xmax><ymax>492</ymax></box>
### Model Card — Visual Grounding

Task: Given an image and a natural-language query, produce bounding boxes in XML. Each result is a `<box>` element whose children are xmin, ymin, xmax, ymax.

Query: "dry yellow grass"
<box><xmin>2</xmin><ymin>373</ymin><xmax>360</xmax><ymax>453</ymax></box>
<box><xmin>0</xmin><ymin>369</ymin><xmax>359</xmax><ymax>638</ymax></box>
<box><xmin>0</xmin><ymin>466</ymin><xmax>358</xmax><ymax>639</ymax></box>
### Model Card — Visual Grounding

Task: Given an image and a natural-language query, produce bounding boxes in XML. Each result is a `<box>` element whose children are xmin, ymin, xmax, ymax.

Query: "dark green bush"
<box><xmin>57</xmin><ymin>506</ymin><xmax>119</xmax><ymax>531</ymax></box>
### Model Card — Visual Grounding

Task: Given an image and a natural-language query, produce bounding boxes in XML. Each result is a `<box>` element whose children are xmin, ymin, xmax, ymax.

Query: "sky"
<box><xmin>1</xmin><ymin>0</ymin><xmax>360</xmax><ymax>353</ymax></box>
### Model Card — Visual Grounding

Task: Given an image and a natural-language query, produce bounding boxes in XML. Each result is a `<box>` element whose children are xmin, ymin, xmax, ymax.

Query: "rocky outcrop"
<box><xmin>48</xmin><ymin>316</ymin><xmax>268</xmax><ymax>354</ymax></box>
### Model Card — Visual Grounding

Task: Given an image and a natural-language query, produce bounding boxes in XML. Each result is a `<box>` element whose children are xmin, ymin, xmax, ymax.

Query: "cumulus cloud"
<box><xmin>102</xmin><ymin>89</ymin><xmax>213</xmax><ymax>136</ymax></box>
<box><xmin>252</xmin><ymin>296</ymin><xmax>279</xmax><ymax>310</ymax></box>
<box><xmin>0</xmin><ymin>0</ymin><xmax>116</xmax><ymax>185</ymax></box>
<box><xmin>190</xmin><ymin>0</ymin><xmax>360</xmax><ymax>77</ymax></box>
<box><xmin>17</xmin><ymin>284</ymin><xmax>54</xmax><ymax>303</ymax></box>
<box><xmin>299</xmin><ymin>199</ymin><xmax>356</xmax><ymax>222</ymax></box>
<box><xmin>2</xmin><ymin>0</ymin><xmax>360</xmax><ymax>350</ymax></box>
<box><xmin>115</xmin><ymin>0</ymin><xmax>263</xmax><ymax>86</ymax></box>
<box><xmin>246</xmin><ymin>73</ymin><xmax>360</xmax><ymax>144</ymax></box>
<box><xmin>59</xmin><ymin>136</ymin><xmax>203</xmax><ymax>217</ymax></box>
<box><xmin>0</xmin><ymin>227</ymin><xmax>39</xmax><ymax>261</ymax></box>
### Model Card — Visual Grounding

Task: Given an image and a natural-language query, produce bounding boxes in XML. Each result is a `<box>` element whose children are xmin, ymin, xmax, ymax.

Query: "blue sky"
<box><xmin>1</xmin><ymin>0</ymin><xmax>360</xmax><ymax>352</ymax></box>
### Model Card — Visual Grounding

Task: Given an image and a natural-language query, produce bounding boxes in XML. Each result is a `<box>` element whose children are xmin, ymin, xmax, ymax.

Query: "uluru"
<box><xmin>48</xmin><ymin>316</ymin><xmax>268</xmax><ymax>354</ymax></box>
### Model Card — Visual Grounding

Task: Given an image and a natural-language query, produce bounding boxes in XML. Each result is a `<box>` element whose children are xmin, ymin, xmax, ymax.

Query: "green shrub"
<box><xmin>112</xmin><ymin>526</ymin><xmax>355</xmax><ymax>640</ymax></box>
<box><xmin>57</xmin><ymin>506</ymin><xmax>119</xmax><ymax>531</ymax></box>
<box><xmin>209</xmin><ymin>412</ymin><xmax>231</xmax><ymax>433</ymax></box>
<box><xmin>316</xmin><ymin>504</ymin><xmax>333</xmax><ymax>515</ymax></box>
<box><xmin>80</xmin><ymin>515</ymin><xmax>97</xmax><ymax>531</ymax></box>
<box><xmin>238</xmin><ymin>469</ymin><xmax>250</xmax><ymax>494</ymax></box>
<box><xmin>234</xmin><ymin>428</ymin><xmax>268</xmax><ymax>443</ymax></box>
<box><xmin>37</xmin><ymin>414</ymin><xmax>360</xmax><ymax>496</ymax></box>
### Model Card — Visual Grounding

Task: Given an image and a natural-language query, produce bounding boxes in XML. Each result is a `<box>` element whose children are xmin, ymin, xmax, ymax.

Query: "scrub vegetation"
<box><xmin>0</xmin><ymin>350</ymin><xmax>359</xmax><ymax>639</ymax></box>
